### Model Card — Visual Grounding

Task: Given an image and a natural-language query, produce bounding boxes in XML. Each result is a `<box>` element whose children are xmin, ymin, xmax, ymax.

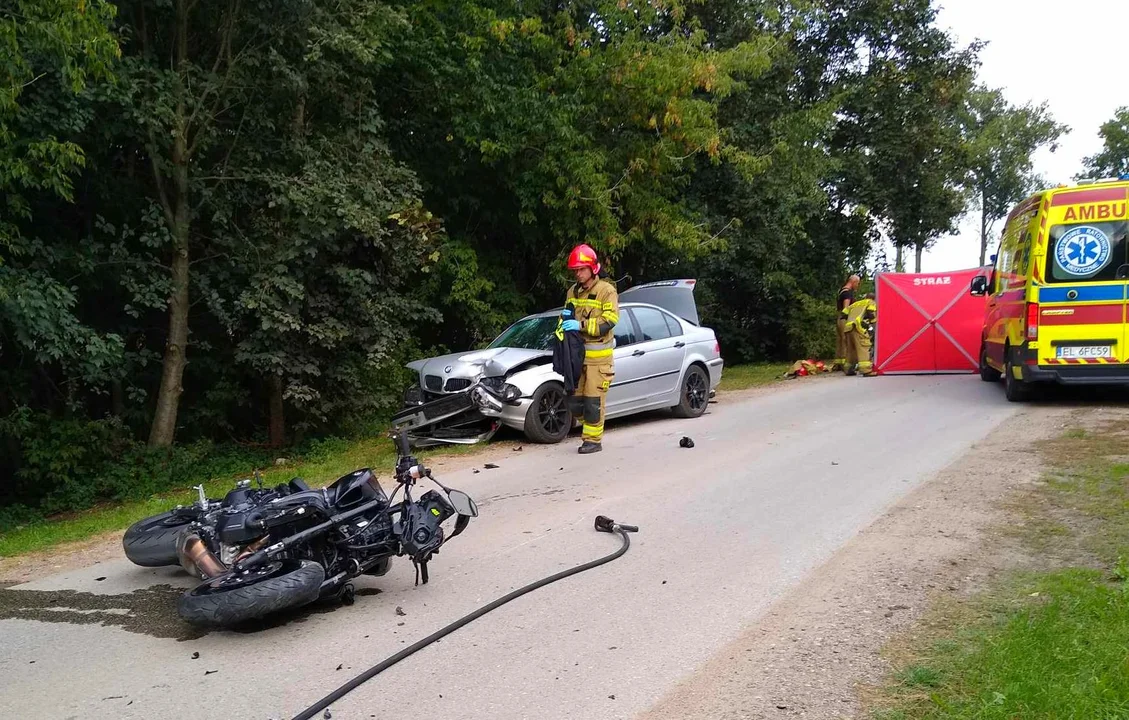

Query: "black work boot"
<box><xmin>578</xmin><ymin>441</ymin><xmax>602</xmax><ymax>454</ymax></box>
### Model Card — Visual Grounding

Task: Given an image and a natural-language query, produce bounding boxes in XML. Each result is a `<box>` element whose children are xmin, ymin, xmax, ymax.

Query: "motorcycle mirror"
<box><xmin>446</xmin><ymin>489</ymin><xmax>479</xmax><ymax>517</ymax></box>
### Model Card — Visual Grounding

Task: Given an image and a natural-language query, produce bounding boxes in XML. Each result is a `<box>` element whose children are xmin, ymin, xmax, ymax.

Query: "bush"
<box><xmin>785</xmin><ymin>292</ymin><xmax>837</xmax><ymax>360</ymax></box>
<box><xmin>0</xmin><ymin>410</ymin><xmax>133</xmax><ymax>513</ymax></box>
<box><xmin>0</xmin><ymin>410</ymin><xmax>274</xmax><ymax>528</ymax></box>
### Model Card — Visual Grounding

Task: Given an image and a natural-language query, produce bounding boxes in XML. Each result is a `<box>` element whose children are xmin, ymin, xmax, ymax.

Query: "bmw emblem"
<box><xmin>444</xmin><ymin>365</ymin><xmax>453</xmax><ymax>373</ymax></box>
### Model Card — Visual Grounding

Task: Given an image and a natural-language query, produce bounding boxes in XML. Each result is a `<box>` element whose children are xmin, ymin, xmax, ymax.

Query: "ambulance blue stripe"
<box><xmin>1039</xmin><ymin>285</ymin><xmax>1126</xmax><ymax>303</ymax></box>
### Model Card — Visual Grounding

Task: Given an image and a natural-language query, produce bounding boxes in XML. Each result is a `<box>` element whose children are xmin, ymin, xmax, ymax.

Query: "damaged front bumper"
<box><xmin>392</xmin><ymin>383</ymin><xmax>522</xmax><ymax>448</ymax></box>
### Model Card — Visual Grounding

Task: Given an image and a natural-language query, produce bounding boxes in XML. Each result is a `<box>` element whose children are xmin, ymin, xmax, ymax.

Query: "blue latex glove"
<box><xmin>561</xmin><ymin>319</ymin><xmax>581</xmax><ymax>332</ymax></box>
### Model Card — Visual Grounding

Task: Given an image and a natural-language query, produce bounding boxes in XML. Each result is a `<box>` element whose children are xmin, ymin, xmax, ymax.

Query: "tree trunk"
<box><xmin>979</xmin><ymin>196</ymin><xmax>989</xmax><ymax>267</ymax></box>
<box><xmin>0</xmin><ymin>389</ymin><xmax>20</xmax><ymax>475</ymax></box>
<box><xmin>111</xmin><ymin>379</ymin><xmax>125</xmax><ymax>418</ymax></box>
<box><xmin>915</xmin><ymin>242</ymin><xmax>924</xmax><ymax>273</ymax></box>
<box><xmin>894</xmin><ymin>244</ymin><xmax>905</xmax><ymax>272</ymax></box>
<box><xmin>293</xmin><ymin>92</ymin><xmax>306</xmax><ymax>139</ymax></box>
<box><xmin>148</xmin><ymin>0</ymin><xmax>191</xmax><ymax>448</ymax></box>
<box><xmin>268</xmin><ymin>375</ymin><xmax>285</xmax><ymax>449</ymax></box>
<box><xmin>149</xmin><ymin>195</ymin><xmax>189</xmax><ymax>447</ymax></box>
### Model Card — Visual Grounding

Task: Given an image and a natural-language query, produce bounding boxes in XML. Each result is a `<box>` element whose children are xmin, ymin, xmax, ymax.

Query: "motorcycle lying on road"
<box><xmin>121</xmin><ymin>432</ymin><xmax>478</xmax><ymax>627</ymax></box>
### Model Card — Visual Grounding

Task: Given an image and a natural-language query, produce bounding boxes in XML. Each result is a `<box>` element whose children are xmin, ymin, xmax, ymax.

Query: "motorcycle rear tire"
<box><xmin>178</xmin><ymin>559</ymin><xmax>325</xmax><ymax>627</ymax></box>
<box><xmin>122</xmin><ymin>510</ymin><xmax>193</xmax><ymax>567</ymax></box>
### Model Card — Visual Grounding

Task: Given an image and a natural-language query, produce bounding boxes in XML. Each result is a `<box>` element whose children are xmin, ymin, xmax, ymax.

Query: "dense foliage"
<box><xmin>1080</xmin><ymin>107</ymin><xmax>1129</xmax><ymax>180</ymax></box>
<box><xmin>0</xmin><ymin>0</ymin><xmax>1063</xmax><ymax>519</ymax></box>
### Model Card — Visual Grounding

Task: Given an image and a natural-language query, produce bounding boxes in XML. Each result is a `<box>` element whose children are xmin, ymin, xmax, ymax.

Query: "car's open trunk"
<box><xmin>619</xmin><ymin>279</ymin><xmax>700</xmax><ymax>325</ymax></box>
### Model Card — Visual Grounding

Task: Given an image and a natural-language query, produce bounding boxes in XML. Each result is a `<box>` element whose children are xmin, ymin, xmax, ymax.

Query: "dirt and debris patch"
<box><xmin>638</xmin><ymin>405</ymin><xmax>1071</xmax><ymax>720</ymax></box>
<box><xmin>0</xmin><ymin>584</ymin><xmax>207</xmax><ymax>641</ymax></box>
<box><xmin>0</xmin><ymin>580</ymin><xmax>385</xmax><ymax>641</ymax></box>
<box><xmin>1000</xmin><ymin>409</ymin><xmax>1129</xmax><ymax>567</ymax></box>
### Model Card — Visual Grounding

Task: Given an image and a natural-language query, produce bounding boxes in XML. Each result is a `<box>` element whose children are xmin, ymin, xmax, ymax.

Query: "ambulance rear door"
<box><xmin>1037</xmin><ymin>186</ymin><xmax>1129</xmax><ymax>366</ymax></box>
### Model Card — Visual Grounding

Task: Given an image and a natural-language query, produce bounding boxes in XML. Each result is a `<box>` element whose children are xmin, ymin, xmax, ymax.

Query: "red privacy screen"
<box><xmin>874</xmin><ymin>268</ymin><xmax>990</xmax><ymax>374</ymax></box>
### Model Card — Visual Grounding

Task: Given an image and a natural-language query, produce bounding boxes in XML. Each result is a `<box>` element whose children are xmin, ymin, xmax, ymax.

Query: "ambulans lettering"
<box><xmin>1062</xmin><ymin>203</ymin><xmax>1127</xmax><ymax>222</ymax></box>
<box><xmin>913</xmin><ymin>276</ymin><xmax>952</xmax><ymax>286</ymax></box>
<box><xmin>1054</xmin><ymin>226</ymin><xmax>1111</xmax><ymax>277</ymax></box>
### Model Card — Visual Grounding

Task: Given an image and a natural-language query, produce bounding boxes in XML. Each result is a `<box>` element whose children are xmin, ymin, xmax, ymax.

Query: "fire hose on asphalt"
<box><xmin>290</xmin><ymin>515</ymin><xmax>640</xmax><ymax>720</ymax></box>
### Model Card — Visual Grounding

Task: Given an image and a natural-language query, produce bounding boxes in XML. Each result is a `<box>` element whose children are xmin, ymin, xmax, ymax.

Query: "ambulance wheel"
<box><xmin>979</xmin><ymin>345</ymin><xmax>1001</xmax><ymax>383</ymax></box>
<box><xmin>524</xmin><ymin>382</ymin><xmax>571</xmax><ymax>444</ymax></box>
<box><xmin>1004</xmin><ymin>357</ymin><xmax>1031</xmax><ymax>402</ymax></box>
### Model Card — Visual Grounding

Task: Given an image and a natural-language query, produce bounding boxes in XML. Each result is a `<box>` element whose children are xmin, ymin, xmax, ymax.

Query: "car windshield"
<box><xmin>487</xmin><ymin>316</ymin><xmax>558</xmax><ymax>350</ymax></box>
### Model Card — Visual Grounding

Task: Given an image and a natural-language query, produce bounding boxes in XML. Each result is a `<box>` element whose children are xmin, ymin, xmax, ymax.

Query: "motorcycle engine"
<box><xmin>216</xmin><ymin>508</ymin><xmax>265</xmax><ymax>545</ymax></box>
<box><xmin>401</xmin><ymin>490</ymin><xmax>455</xmax><ymax>562</ymax></box>
<box><xmin>349</xmin><ymin>510</ymin><xmax>393</xmax><ymax>548</ymax></box>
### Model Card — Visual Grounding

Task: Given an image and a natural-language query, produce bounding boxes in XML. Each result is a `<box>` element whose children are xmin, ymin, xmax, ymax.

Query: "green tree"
<box><xmin>376</xmin><ymin>0</ymin><xmax>776</xmax><ymax>328</ymax></box>
<box><xmin>0</xmin><ymin>0</ymin><xmax>122</xmax><ymax>417</ymax></box>
<box><xmin>1080</xmin><ymin>107</ymin><xmax>1129</xmax><ymax>179</ymax></box>
<box><xmin>105</xmin><ymin>0</ymin><xmax>438</xmax><ymax>446</ymax></box>
<box><xmin>825</xmin><ymin>0</ymin><xmax>981</xmax><ymax>272</ymax></box>
<box><xmin>1</xmin><ymin>0</ymin><xmax>119</xmax><ymax>242</ymax></box>
<box><xmin>964</xmin><ymin>87</ymin><xmax>1066</xmax><ymax>266</ymax></box>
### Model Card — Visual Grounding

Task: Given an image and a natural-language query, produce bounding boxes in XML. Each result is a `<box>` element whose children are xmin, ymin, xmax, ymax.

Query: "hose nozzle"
<box><xmin>594</xmin><ymin>515</ymin><xmax>639</xmax><ymax>534</ymax></box>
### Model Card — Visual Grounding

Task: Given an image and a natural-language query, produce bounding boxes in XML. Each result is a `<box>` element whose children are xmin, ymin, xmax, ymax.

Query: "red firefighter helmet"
<box><xmin>567</xmin><ymin>244</ymin><xmax>601</xmax><ymax>274</ymax></box>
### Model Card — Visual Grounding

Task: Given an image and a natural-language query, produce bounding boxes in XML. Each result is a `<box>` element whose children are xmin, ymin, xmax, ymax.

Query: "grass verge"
<box><xmin>0</xmin><ymin>438</ymin><xmax>478</xmax><ymax>559</ymax></box>
<box><xmin>718</xmin><ymin>362</ymin><xmax>793</xmax><ymax>391</ymax></box>
<box><xmin>868</xmin><ymin>416</ymin><xmax>1129</xmax><ymax>719</ymax></box>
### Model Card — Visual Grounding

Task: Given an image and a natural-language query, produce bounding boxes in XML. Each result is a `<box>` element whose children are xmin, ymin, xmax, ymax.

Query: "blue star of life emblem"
<box><xmin>1056</xmin><ymin>226</ymin><xmax>1111</xmax><ymax>277</ymax></box>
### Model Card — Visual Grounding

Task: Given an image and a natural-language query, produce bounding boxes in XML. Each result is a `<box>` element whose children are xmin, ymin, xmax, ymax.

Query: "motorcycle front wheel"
<box><xmin>177</xmin><ymin>559</ymin><xmax>325</xmax><ymax>627</ymax></box>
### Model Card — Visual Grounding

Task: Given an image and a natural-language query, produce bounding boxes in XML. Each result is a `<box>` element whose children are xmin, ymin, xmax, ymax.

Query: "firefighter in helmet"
<box><xmin>843</xmin><ymin>293</ymin><xmax>877</xmax><ymax>376</ymax></box>
<box><xmin>558</xmin><ymin>244</ymin><xmax>619</xmax><ymax>454</ymax></box>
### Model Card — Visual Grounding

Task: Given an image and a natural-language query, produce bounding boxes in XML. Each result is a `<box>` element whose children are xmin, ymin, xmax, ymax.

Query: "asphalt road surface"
<box><xmin>0</xmin><ymin>375</ymin><xmax>1018</xmax><ymax>720</ymax></box>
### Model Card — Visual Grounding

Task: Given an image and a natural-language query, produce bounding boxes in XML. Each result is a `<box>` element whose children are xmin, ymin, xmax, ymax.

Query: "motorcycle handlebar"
<box><xmin>396</xmin><ymin>430</ymin><xmax>410</xmax><ymax>457</ymax></box>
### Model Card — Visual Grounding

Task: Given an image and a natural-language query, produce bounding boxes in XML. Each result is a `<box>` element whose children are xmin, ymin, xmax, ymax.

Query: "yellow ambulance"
<box><xmin>970</xmin><ymin>175</ymin><xmax>1129</xmax><ymax>401</ymax></box>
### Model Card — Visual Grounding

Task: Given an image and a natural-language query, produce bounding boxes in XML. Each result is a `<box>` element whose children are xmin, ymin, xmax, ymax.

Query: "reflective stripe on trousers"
<box><xmin>569</xmin><ymin>363</ymin><xmax>613</xmax><ymax>443</ymax></box>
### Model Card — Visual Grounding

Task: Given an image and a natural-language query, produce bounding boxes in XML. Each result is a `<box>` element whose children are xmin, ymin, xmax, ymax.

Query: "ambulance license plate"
<box><xmin>1056</xmin><ymin>345</ymin><xmax>1113</xmax><ymax>359</ymax></box>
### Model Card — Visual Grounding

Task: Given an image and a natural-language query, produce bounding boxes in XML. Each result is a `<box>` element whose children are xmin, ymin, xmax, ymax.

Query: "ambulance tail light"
<box><xmin>1026</xmin><ymin>302</ymin><xmax>1039</xmax><ymax>341</ymax></box>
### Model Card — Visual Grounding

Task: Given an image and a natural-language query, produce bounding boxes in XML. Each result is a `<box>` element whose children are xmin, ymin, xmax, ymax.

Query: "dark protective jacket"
<box><xmin>552</xmin><ymin>325</ymin><xmax>585</xmax><ymax>394</ymax></box>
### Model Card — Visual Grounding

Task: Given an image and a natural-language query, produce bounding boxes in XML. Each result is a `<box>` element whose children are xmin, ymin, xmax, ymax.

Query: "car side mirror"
<box><xmin>970</xmin><ymin>275</ymin><xmax>988</xmax><ymax>296</ymax></box>
<box><xmin>446</xmin><ymin>489</ymin><xmax>479</xmax><ymax>517</ymax></box>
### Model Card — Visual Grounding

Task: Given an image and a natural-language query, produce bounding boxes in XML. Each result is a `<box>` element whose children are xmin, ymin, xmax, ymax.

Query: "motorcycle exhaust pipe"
<box><xmin>233</xmin><ymin>535</ymin><xmax>271</xmax><ymax>563</ymax></box>
<box><xmin>177</xmin><ymin>532</ymin><xmax>227</xmax><ymax>579</ymax></box>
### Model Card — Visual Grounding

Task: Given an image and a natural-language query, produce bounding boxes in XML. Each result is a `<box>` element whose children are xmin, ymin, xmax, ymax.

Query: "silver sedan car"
<box><xmin>393</xmin><ymin>280</ymin><xmax>724</xmax><ymax>446</ymax></box>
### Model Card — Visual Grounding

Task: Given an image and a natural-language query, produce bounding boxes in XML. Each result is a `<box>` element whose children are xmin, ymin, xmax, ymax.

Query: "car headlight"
<box><xmin>479</xmin><ymin>378</ymin><xmax>522</xmax><ymax>404</ymax></box>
